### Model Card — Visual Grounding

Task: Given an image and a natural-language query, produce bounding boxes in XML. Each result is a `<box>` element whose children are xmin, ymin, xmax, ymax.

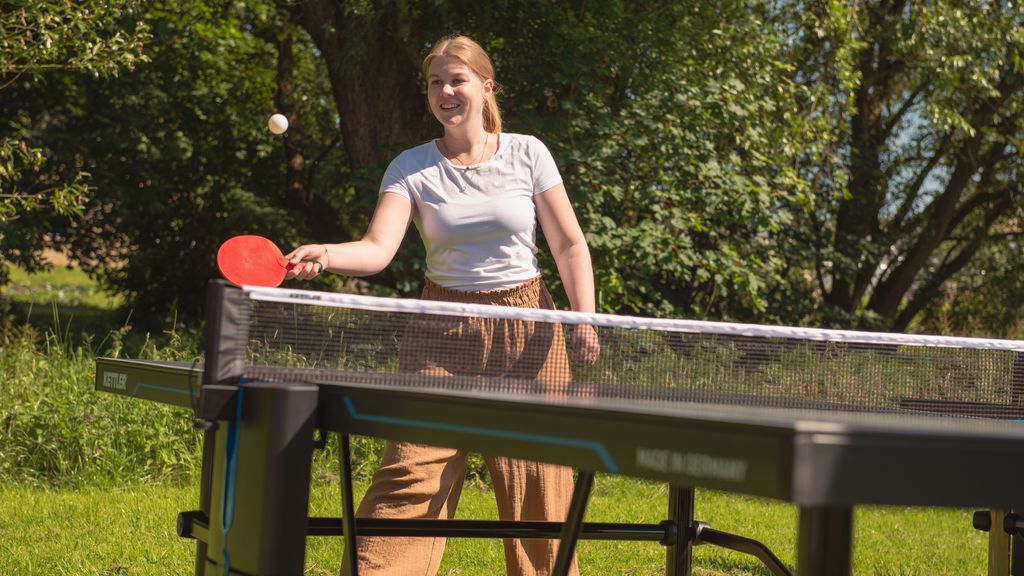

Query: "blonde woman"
<box><xmin>286</xmin><ymin>35</ymin><xmax>599</xmax><ymax>575</ymax></box>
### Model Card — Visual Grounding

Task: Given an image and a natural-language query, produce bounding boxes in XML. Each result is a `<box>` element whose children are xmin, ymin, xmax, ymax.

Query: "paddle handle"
<box><xmin>281</xmin><ymin>259</ymin><xmax>323</xmax><ymax>275</ymax></box>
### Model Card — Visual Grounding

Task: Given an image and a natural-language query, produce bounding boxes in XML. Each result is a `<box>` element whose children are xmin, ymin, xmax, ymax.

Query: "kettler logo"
<box><xmin>102</xmin><ymin>371</ymin><xmax>127</xmax><ymax>391</ymax></box>
<box><xmin>290</xmin><ymin>293</ymin><xmax>323</xmax><ymax>301</ymax></box>
<box><xmin>635</xmin><ymin>448</ymin><xmax>748</xmax><ymax>483</ymax></box>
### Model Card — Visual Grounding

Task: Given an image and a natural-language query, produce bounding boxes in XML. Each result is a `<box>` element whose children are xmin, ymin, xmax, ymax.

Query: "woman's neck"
<box><xmin>439</xmin><ymin>126</ymin><xmax>495</xmax><ymax>166</ymax></box>
<box><xmin>440</xmin><ymin>126</ymin><xmax>490</xmax><ymax>155</ymax></box>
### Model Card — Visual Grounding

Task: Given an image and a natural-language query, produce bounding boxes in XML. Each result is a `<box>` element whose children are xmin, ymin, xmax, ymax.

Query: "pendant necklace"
<box><xmin>442</xmin><ymin>133</ymin><xmax>489</xmax><ymax>192</ymax></box>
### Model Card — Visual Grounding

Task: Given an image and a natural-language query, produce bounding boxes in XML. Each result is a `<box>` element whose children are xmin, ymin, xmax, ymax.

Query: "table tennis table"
<box><xmin>94</xmin><ymin>281</ymin><xmax>1024</xmax><ymax>575</ymax></box>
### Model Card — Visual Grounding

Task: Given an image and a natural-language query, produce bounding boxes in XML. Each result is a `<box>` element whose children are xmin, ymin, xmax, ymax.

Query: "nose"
<box><xmin>441</xmin><ymin>83</ymin><xmax>455</xmax><ymax>96</ymax></box>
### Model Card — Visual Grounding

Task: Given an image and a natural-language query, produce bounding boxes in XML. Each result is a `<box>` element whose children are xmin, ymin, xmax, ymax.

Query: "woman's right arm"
<box><xmin>284</xmin><ymin>192</ymin><xmax>412</xmax><ymax>279</ymax></box>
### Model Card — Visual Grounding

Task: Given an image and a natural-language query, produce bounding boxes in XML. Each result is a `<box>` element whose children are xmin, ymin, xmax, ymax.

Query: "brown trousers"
<box><xmin>345</xmin><ymin>276</ymin><xmax>579</xmax><ymax>576</ymax></box>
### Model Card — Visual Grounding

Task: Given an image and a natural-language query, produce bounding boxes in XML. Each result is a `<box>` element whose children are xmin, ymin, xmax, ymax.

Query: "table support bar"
<box><xmin>554</xmin><ymin>470</ymin><xmax>596</xmax><ymax>576</ymax></box>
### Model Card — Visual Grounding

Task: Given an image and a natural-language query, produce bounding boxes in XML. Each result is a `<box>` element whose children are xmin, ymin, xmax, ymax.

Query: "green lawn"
<box><xmin>6</xmin><ymin>258</ymin><xmax>120</xmax><ymax>310</ymax></box>
<box><xmin>3</xmin><ymin>259</ymin><xmax>127</xmax><ymax>345</ymax></box>
<box><xmin>0</xmin><ymin>475</ymin><xmax>988</xmax><ymax>576</ymax></box>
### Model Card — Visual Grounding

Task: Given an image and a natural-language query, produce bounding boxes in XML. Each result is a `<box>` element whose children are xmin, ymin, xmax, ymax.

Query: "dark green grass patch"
<box><xmin>0</xmin><ymin>325</ymin><xmax>203</xmax><ymax>487</ymax></box>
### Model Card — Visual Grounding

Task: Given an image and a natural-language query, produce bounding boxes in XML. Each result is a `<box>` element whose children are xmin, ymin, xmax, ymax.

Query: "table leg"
<box><xmin>553</xmin><ymin>470</ymin><xmax>596</xmax><ymax>576</ymax></box>
<box><xmin>194</xmin><ymin>426</ymin><xmax>216</xmax><ymax>575</ymax></box>
<box><xmin>666</xmin><ymin>485</ymin><xmax>694</xmax><ymax>576</ymax></box>
<box><xmin>340</xmin><ymin>434</ymin><xmax>360</xmax><ymax>576</ymax></box>
<box><xmin>987</xmin><ymin>510</ymin><xmax>1011</xmax><ymax>576</ymax></box>
<box><xmin>205</xmin><ymin>383</ymin><xmax>317</xmax><ymax>575</ymax></box>
<box><xmin>1013</xmin><ymin>523</ymin><xmax>1024</xmax><ymax>576</ymax></box>
<box><xmin>797</xmin><ymin>506</ymin><xmax>852</xmax><ymax>576</ymax></box>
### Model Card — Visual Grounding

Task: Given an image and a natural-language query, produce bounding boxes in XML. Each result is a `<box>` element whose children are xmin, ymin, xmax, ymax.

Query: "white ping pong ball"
<box><xmin>267</xmin><ymin>113</ymin><xmax>289</xmax><ymax>135</ymax></box>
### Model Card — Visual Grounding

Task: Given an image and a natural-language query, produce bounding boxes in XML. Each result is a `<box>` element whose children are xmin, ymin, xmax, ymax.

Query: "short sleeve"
<box><xmin>530</xmin><ymin>136</ymin><xmax>563</xmax><ymax>194</ymax></box>
<box><xmin>379</xmin><ymin>156</ymin><xmax>411</xmax><ymax>200</ymax></box>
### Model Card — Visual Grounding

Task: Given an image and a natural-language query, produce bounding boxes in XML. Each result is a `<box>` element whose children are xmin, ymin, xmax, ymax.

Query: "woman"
<box><xmin>285</xmin><ymin>35</ymin><xmax>599</xmax><ymax>576</ymax></box>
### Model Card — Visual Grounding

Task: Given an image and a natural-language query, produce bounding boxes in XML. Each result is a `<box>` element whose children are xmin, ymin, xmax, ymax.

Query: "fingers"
<box><xmin>570</xmin><ymin>324</ymin><xmax>600</xmax><ymax>365</ymax></box>
<box><xmin>285</xmin><ymin>260</ymin><xmax>321</xmax><ymax>280</ymax></box>
<box><xmin>284</xmin><ymin>244</ymin><xmax>321</xmax><ymax>264</ymax></box>
<box><xmin>283</xmin><ymin>244</ymin><xmax>328</xmax><ymax>280</ymax></box>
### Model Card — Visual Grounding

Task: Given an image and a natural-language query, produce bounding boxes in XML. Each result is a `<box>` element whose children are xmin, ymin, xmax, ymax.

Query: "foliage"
<box><xmin>554</xmin><ymin>3</ymin><xmax>819</xmax><ymax>319</ymax></box>
<box><xmin>0</xmin><ymin>324</ymin><xmax>201</xmax><ymax>487</ymax></box>
<box><xmin>2</xmin><ymin>1</ymin><xmax>348</xmax><ymax>326</ymax></box>
<box><xmin>915</xmin><ymin>236</ymin><xmax>1024</xmax><ymax>339</ymax></box>
<box><xmin>4</xmin><ymin>0</ymin><xmax>1023</xmax><ymax>334</ymax></box>
<box><xmin>0</xmin><ymin>0</ymin><xmax>150</xmax><ymax>273</ymax></box>
<box><xmin>783</xmin><ymin>1</ymin><xmax>1024</xmax><ymax>330</ymax></box>
<box><xmin>0</xmin><ymin>0</ymin><xmax>149</xmax><ymax>82</ymax></box>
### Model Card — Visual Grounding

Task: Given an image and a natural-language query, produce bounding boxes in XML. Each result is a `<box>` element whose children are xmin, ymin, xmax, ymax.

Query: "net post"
<box><xmin>666</xmin><ymin>485</ymin><xmax>694</xmax><ymax>576</ymax></box>
<box><xmin>201</xmin><ymin>280</ymin><xmax>247</xmax><ymax>388</ymax></box>
<box><xmin>192</xmin><ymin>280</ymin><xmax>250</xmax><ymax>574</ymax></box>
<box><xmin>193</xmin><ymin>280</ymin><xmax>241</xmax><ymax>574</ymax></box>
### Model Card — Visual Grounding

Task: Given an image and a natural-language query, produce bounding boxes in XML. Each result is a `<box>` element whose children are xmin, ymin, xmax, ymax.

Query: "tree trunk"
<box><xmin>279</xmin><ymin>0</ymin><xmax>433</xmax><ymax>191</ymax></box>
<box><xmin>825</xmin><ymin>1</ymin><xmax>905</xmax><ymax>315</ymax></box>
<box><xmin>867</xmin><ymin>71</ymin><xmax>1020</xmax><ymax>320</ymax></box>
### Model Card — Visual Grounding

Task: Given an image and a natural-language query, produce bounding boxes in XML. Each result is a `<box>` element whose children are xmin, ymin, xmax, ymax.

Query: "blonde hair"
<box><xmin>423</xmin><ymin>35</ymin><xmax>502</xmax><ymax>134</ymax></box>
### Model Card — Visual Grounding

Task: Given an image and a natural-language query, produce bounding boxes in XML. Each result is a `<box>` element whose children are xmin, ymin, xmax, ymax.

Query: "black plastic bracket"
<box><xmin>197</xmin><ymin>384</ymin><xmax>239</xmax><ymax>422</ymax></box>
<box><xmin>694</xmin><ymin>521</ymin><xmax>793</xmax><ymax>576</ymax></box>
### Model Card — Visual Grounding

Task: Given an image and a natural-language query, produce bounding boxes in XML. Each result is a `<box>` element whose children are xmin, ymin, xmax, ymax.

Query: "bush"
<box><xmin>0</xmin><ymin>321</ymin><xmax>494</xmax><ymax>488</ymax></box>
<box><xmin>0</xmin><ymin>326</ymin><xmax>203</xmax><ymax>487</ymax></box>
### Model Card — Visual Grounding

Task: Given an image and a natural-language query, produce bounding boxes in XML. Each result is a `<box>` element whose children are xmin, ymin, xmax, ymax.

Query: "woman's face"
<box><xmin>427</xmin><ymin>55</ymin><xmax>493</xmax><ymax>132</ymax></box>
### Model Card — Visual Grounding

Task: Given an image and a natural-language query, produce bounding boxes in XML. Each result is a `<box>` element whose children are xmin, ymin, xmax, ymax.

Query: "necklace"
<box><xmin>441</xmin><ymin>132</ymin><xmax>489</xmax><ymax>169</ymax></box>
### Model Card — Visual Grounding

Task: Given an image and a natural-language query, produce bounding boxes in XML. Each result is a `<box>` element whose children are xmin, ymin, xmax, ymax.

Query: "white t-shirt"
<box><xmin>379</xmin><ymin>133</ymin><xmax>563</xmax><ymax>291</ymax></box>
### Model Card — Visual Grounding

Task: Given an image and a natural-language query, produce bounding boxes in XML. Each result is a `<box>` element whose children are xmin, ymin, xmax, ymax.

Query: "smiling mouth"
<box><xmin>440</xmin><ymin>103</ymin><xmax>460</xmax><ymax>111</ymax></box>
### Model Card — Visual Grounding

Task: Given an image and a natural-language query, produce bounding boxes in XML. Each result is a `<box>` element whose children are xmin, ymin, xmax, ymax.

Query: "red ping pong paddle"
<box><xmin>216</xmin><ymin>235</ymin><xmax>319</xmax><ymax>287</ymax></box>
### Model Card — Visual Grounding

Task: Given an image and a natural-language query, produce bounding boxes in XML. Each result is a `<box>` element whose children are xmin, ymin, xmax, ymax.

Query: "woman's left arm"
<box><xmin>535</xmin><ymin>183</ymin><xmax>600</xmax><ymax>363</ymax></box>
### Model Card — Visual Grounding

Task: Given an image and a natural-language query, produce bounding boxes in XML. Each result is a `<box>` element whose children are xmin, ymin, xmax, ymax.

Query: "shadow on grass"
<box><xmin>2</xmin><ymin>299</ymin><xmax>190</xmax><ymax>356</ymax></box>
<box><xmin>8</xmin><ymin>297</ymin><xmax>124</xmax><ymax>335</ymax></box>
<box><xmin>693</xmin><ymin>553</ymin><xmax>792</xmax><ymax>576</ymax></box>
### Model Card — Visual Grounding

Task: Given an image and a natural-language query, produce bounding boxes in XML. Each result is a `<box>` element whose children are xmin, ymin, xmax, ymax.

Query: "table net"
<box><xmin>215</xmin><ymin>285</ymin><xmax>1024</xmax><ymax>420</ymax></box>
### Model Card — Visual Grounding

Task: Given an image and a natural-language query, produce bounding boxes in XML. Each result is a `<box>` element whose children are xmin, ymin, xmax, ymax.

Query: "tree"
<box><xmin>12</xmin><ymin>0</ymin><xmax>1022</xmax><ymax>336</ymax></box>
<box><xmin>28</xmin><ymin>0</ymin><xmax>812</xmax><ymax>322</ymax></box>
<box><xmin>2</xmin><ymin>1</ymin><xmax>351</xmax><ymax>324</ymax></box>
<box><xmin>553</xmin><ymin>3</ymin><xmax>821</xmax><ymax>319</ymax></box>
<box><xmin>0</xmin><ymin>0</ymin><xmax>149</xmax><ymax>278</ymax></box>
<box><xmin>788</xmin><ymin>1</ymin><xmax>1024</xmax><ymax>332</ymax></box>
<box><xmin>276</xmin><ymin>0</ymin><xmax>820</xmax><ymax>319</ymax></box>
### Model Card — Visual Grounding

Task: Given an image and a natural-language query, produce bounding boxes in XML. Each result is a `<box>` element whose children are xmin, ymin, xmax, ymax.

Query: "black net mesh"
<box><xmin>238</xmin><ymin>288</ymin><xmax>1024</xmax><ymax>421</ymax></box>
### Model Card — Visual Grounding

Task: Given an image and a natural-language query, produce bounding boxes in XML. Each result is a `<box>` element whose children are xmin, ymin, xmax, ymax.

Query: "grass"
<box><xmin>0</xmin><ymin>258</ymin><xmax>998</xmax><ymax>575</ymax></box>
<box><xmin>4</xmin><ymin>256</ymin><xmax>128</xmax><ymax>343</ymax></box>
<box><xmin>0</xmin><ymin>475</ymin><xmax>989</xmax><ymax>576</ymax></box>
<box><xmin>6</xmin><ymin>254</ymin><xmax>120</xmax><ymax>309</ymax></box>
<box><xmin>0</xmin><ymin>324</ymin><xmax>203</xmax><ymax>488</ymax></box>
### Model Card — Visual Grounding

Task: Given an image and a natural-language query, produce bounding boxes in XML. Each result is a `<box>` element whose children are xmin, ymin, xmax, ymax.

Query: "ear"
<box><xmin>482</xmin><ymin>79</ymin><xmax>494</xmax><ymax>98</ymax></box>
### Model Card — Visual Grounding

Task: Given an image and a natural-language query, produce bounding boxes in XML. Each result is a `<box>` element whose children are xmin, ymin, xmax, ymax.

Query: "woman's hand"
<box><xmin>571</xmin><ymin>324</ymin><xmax>600</xmax><ymax>365</ymax></box>
<box><xmin>284</xmin><ymin>244</ymin><xmax>329</xmax><ymax>280</ymax></box>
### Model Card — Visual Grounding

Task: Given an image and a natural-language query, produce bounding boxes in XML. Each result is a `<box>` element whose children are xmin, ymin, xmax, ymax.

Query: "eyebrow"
<box><xmin>428</xmin><ymin>70</ymin><xmax>469</xmax><ymax>79</ymax></box>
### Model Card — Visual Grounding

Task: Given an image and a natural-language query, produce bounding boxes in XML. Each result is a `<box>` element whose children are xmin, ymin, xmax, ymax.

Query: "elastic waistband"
<box><xmin>421</xmin><ymin>276</ymin><xmax>548</xmax><ymax>309</ymax></box>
